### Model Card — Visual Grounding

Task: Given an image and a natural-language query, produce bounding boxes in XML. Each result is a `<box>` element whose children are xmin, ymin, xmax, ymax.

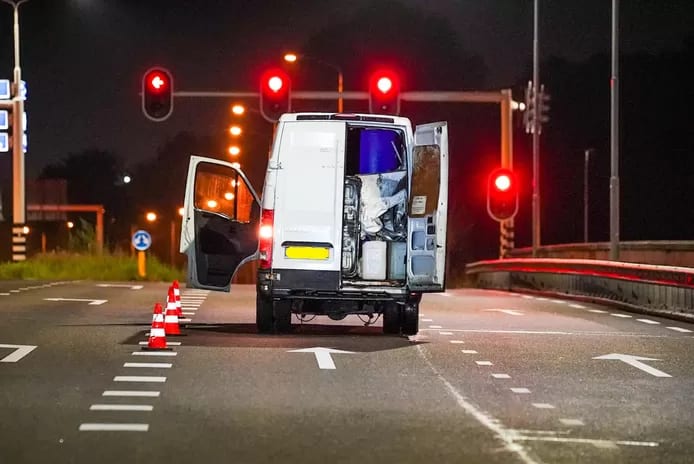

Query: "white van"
<box><xmin>180</xmin><ymin>113</ymin><xmax>448</xmax><ymax>335</ymax></box>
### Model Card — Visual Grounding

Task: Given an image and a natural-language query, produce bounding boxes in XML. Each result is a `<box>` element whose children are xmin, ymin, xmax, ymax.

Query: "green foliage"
<box><xmin>68</xmin><ymin>218</ymin><xmax>97</xmax><ymax>253</ymax></box>
<box><xmin>0</xmin><ymin>252</ymin><xmax>185</xmax><ymax>282</ymax></box>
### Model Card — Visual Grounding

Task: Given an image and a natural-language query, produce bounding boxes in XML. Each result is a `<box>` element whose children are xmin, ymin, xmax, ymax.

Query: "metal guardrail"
<box><xmin>465</xmin><ymin>258</ymin><xmax>694</xmax><ymax>322</ymax></box>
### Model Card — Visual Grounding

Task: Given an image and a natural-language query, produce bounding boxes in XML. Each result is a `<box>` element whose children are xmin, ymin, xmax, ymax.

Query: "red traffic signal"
<box><xmin>142</xmin><ymin>67</ymin><xmax>173</xmax><ymax>122</ymax></box>
<box><xmin>487</xmin><ymin>168</ymin><xmax>519</xmax><ymax>222</ymax></box>
<box><xmin>259</xmin><ymin>68</ymin><xmax>291</xmax><ymax>123</ymax></box>
<box><xmin>369</xmin><ymin>70</ymin><xmax>400</xmax><ymax>115</ymax></box>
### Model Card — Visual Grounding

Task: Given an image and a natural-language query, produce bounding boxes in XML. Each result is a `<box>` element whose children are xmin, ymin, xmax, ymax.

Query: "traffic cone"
<box><xmin>142</xmin><ymin>303</ymin><xmax>170</xmax><ymax>351</ymax></box>
<box><xmin>164</xmin><ymin>287</ymin><xmax>184</xmax><ymax>336</ymax></box>
<box><xmin>172</xmin><ymin>280</ymin><xmax>183</xmax><ymax>318</ymax></box>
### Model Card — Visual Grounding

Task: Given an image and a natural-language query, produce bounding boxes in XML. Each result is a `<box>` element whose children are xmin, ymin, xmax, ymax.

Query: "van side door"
<box><xmin>180</xmin><ymin>155</ymin><xmax>261</xmax><ymax>291</ymax></box>
<box><xmin>407</xmin><ymin>122</ymin><xmax>449</xmax><ymax>291</ymax></box>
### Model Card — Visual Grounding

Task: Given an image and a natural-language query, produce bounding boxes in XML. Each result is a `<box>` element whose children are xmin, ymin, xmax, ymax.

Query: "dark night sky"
<box><xmin>1</xmin><ymin>0</ymin><xmax>692</xmax><ymax>178</ymax></box>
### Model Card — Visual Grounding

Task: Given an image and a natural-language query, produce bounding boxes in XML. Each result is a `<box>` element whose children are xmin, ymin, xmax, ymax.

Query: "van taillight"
<box><xmin>258</xmin><ymin>209</ymin><xmax>274</xmax><ymax>269</ymax></box>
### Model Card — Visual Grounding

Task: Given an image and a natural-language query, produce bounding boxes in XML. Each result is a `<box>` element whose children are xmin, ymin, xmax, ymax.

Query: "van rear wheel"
<box><xmin>401</xmin><ymin>302</ymin><xmax>419</xmax><ymax>336</ymax></box>
<box><xmin>256</xmin><ymin>295</ymin><xmax>274</xmax><ymax>334</ymax></box>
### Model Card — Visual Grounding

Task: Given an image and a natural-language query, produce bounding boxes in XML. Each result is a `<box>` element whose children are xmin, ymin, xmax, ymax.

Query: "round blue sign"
<box><xmin>132</xmin><ymin>230</ymin><xmax>152</xmax><ymax>251</ymax></box>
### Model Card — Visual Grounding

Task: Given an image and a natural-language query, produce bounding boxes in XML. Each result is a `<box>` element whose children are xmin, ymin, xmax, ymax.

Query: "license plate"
<box><xmin>285</xmin><ymin>246</ymin><xmax>330</xmax><ymax>260</ymax></box>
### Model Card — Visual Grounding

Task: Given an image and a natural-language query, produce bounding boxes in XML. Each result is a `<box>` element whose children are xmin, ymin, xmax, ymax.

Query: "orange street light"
<box><xmin>229</xmin><ymin>125</ymin><xmax>242</xmax><ymax>136</ymax></box>
<box><xmin>146</xmin><ymin>211</ymin><xmax>157</xmax><ymax>222</ymax></box>
<box><xmin>283</xmin><ymin>53</ymin><xmax>298</xmax><ymax>63</ymax></box>
<box><xmin>67</xmin><ymin>221</ymin><xmax>74</xmax><ymax>229</ymax></box>
<box><xmin>178</xmin><ymin>207</ymin><xmax>184</xmax><ymax>216</ymax></box>
<box><xmin>231</xmin><ymin>104</ymin><xmax>245</xmax><ymax>115</ymax></box>
<box><xmin>228</xmin><ymin>145</ymin><xmax>241</xmax><ymax>156</ymax></box>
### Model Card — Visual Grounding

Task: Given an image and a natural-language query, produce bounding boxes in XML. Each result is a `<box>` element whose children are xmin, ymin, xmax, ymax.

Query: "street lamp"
<box><xmin>284</xmin><ymin>52</ymin><xmax>344</xmax><ymax>112</ymax></box>
<box><xmin>228</xmin><ymin>145</ymin><xmax>241</xmax><ymax>156</ymax></box>
<box><xmin>229</xmin><ymin>125</ymin><xmax>242</xmax><ymax>136</ymax></box>
<box><xmin>2</xmin><ymin>0</ymin><xmax>29</xmax><ymax>262</ymax></box>
<box><xmin>231</xmin><ymin>104</ymin><xmax>245</xmax><ymax>115</ymax></box>
<box><xmin>146</xmin><ymin>211</ymin><xmax>157</xmax><ymax>222</ymax></box>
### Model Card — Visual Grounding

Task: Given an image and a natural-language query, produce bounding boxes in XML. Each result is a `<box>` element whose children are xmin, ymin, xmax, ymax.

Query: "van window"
<box><xmin>345</xmin><ymin>126</ymin><xmax>405</xmax><ymax>175</ymax></box>
<box><xmin>194</xmin><ymin>162</ymin><xmax>255</xmax><ymax>223</ymax></box>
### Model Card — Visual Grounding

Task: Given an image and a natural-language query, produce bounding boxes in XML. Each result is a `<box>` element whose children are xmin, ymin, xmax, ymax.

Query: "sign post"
<box><xmin>132</xmin><ymin>230</ymin><xmax>152</xmax><ymax>278</ymax></box>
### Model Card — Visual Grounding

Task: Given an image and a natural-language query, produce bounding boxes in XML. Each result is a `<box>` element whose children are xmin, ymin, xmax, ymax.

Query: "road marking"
<box><xmin>532</xmin><ymin>403</ymin><xmax>555</xmax><ymax>409</ymax></box>
<box><xmin>560</xmin><ymin>419</ymin><xmax>585</xmax><ymax>426</ymax></box>
<box><xmin>439</xmin><ymin>331</ymin><xmax>453</xmax><ymax>336</ymax></box>
<box><xmin>461</xmin><ymin>350</ymin><xmax>478</xmax><ymax>354</ymax></box>
<box><xmin>182</xmin><ymin>312</ymin><xmax>196</xmax><ymax>316</ymax></box>
<box><xmin>588</xmin><ymin>309</ymin><xmax>608</xmax><ymax>314</ymax></box>
<box><xmin>44</xmin><ymin>298</ymin><xmax>107</xmax><ymax>305</ymax></box>
<box><xmin>421</xmin><ymin>318</ymin><xmax>433</xmax><ymax>322</ymax></box>
<box><xmin>421</xmin><ymin>328</ymin><xmax>671</xmax><ymax>338</ymax></box>
<box><xmin>637</xmin><ymin>319</ymin><xmax>660</xmax><ymax>325</ymax></box>
<box><xmin>492</xmin><ymin>373</ymin><xmax>511</xmax><ymax>379</ymax></box>
<box><xmin>132</xmin><ymin>351</ymin><xmax>177</xmax><ymax>357</ymax></box>
<box><xmin>666</xmin><ymin>327</ymin><xmax>693</xmax><ymax>333</ymax></box>
<box><xmin>10</xmin><ymin>290</ymin><xmax>20</xmax><ymax>293</ymax></box>
<box><xmin>449</xmin><ymin>340</ymin><xmax>464</xmax><ymax>344</ymax></box>
<box><xmin>484</xmin><ymin>309</ymin><xmax>524</xmax><ymax>316</ymax></box>
<box><xmin>96</xmin><ymin>284</ymin><xmax>143</xmax><ymax>290</ymax></box>
<box><xmin>113</xmin><ymin>376</ymin><xmax>166</xmax><ymax>383</ymax></box>
<box><xmin>569</xmin><ymin>304</ymin><xmax>586</xmax><ymax>309</ymax></box>
<box><xmin>429</xmin><ymin>325</ymin><xmax>442</xmax><ymax>329</ymax></box>
<box><xmin>287</xmin><ymin>347</ymin><xmax>354</xmax><ymax>370</ymax></box>
<box><xmin>79</xmin><ymin>423</ymin><xmax>149</xmax><ymax>432</ymax></box>
<box><xmin>550</xmin><ymin>299</ymin><xmax>566</xmax><ymax>304</ymax></box>
<box><xmin>475</xmin><ymin>361</ymin><xmax>493</xmax><ymax>366</ymax></box>
<box><xmin>0</xmin><ymin>293</ymin><xmax>10</xmax><ymax>296</ymax></box>
<box><xmin>514</xmin><ymin>435</ymin><xmax>658</xmax><ymax>448</ymax></box>
<box><xmin>536</xmin><ymin>297</ymin><xmax>548</xmax><ymax>301</ymax></box>
<box><xmin>123</xmin><ymin>362</ymin><xmax>172</xmax><ymax>368</ymax></box>
<box><xmin>0</xmin><ymin>344</ymin><xmax>37</xmax><ymax>363</ymax></box>
<box><xmin>611</xmin><ymin>313</ymin><xmax>632</xmax><ymax>318</ymax></box>
<box><xmin>90</xmin><ymin>404</ymin><xmax>153</xmax><ymax>411</ymax></box>
<box><xmin>416</xmin><ymin>345</ymin><xmax>539</xmax><ymax>464</ymax></box>
<box><xmin>511</xmin><ymin>388</ymin><xmax>531</xmax><ymax>394</ymax></box>
<box><xmin>103</xmin><ymin>391</ymin><xmax>160</xmax><ymax>397</ymax></box>
<box><xmin>521</xmin><ymin>295</ymin><xmax>534</xmax><ymax>299</ymax></box>
<box><xmin>138</xmin><ymin>341</ymin><xmax>181</xmax><ymax>346</ymax></box>
<box><xmin>180</xmin><ymin>318</ymin><xmax>192</xmax><ymax>322</ymax></box>
<box><xmin>593</xmin><ymin>353</ymin><xmax>671</xmax><ymax>378</ymax></box>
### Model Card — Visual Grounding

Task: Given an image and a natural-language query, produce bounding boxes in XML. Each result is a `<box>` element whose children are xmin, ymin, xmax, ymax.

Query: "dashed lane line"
<box><xmin>560</xmin><ymin>419</ymin><xmax>585</xmax><ymax>426</ymax></box>
<box><xmin>103</xmin><ymin>391</ymin><xmax>160</xmax><ymax>397</ymax></box>
<box><xmin>532</xmin><ymin>403</ymin><xmax>556</xmax><ymax>409</ymax></box>
<box><xmin>511</xmin><ymin>388</ymin><xmax>531</xmax><ymax>394</ymax></box>
<box><xmin>666</xmin><ymin>326</ymin><xmax>693</xmax><ymax>333</ymax></box>
<box><xmin>79</xmin><ymin>424</ymin><xmax>149</xmax><ymax>432</ymax></box>
<box><xmin>439</xmin><ymin>332</ymin><xmax>453</xmax><ymax>336</ymax></box>
<box><xmin>475</xmin><ymin>361</ymin><xmax>493</xmax><ymax>366</ymax></box>
<box><xmin>123</xmin><ymin>362</ymin><xmax>172</xmax><ymax>368</ymax></box>
<box><xmin>429</xmin><ymin>325</ymin><xmax>442</xmax><ymax>329</ymax></box>
<box><xmin>588</xmin><ymin>309</ymin><xmax>608</xmax><ymax>314</ymax></box>
<box><xmin>131</xmin><ymin>351</ymin><xmax>177</xmax><ymax>357</ymax></box>
<box><xmin>569</xmin><ymin>304</ymin><xmax>586</xmax><ymax>309</ymax></box>
<box><xmin>90</xmin><ymin>404</ymin><xmax>153</xmax><ymax>411</ymax></box>
<box><xmin>138</xmin><ymin>341</ymin><xmax>181</xmax><ymax>346</ymax></box>
<box><xmin>492</xmin><ymin>373</ymin><xmax>511</xmax><ymax>379</ymax></box>
<box><xmin>611</xmin><ymin>313</ymin><xmax>632</xmax><ymax>318</ymax></box>
<box><xmin>113</xmin><ymin>376</ymin><xmax>166</xmax><ymax>383</ymax></box>
<box><xmin>461</xmin><ymin>350</ymin><xmax>478</xmax><ymax>354</ymax></box>
<box><xmin>449</xmin><ymin>340</ymin><xmax>464</xmax><ymax>344</ymax></box>
<box><xmin>637</xmin><ymin>319</ymin><xmax>660</xmax><ymax>325</ymax></box>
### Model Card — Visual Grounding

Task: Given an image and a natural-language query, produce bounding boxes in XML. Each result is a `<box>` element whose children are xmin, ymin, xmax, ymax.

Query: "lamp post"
<box><xmin>584</xmin><ymin>148</ymin><xmax>594</xmax><ymax>243</ymax></box>
<box><xmin>531</xmin><ymin>0</ymin><xmax>541</xmax><ymax>257</ymax></box>
<box><xmin>283</xmin><ymin>53</ymin><xmax>343</xmax><ymax>112</ymax></box>
<box><xmin>2</xmin><ymin>0</ymin><xmax>29</xmax><ymax>261</ymax></box>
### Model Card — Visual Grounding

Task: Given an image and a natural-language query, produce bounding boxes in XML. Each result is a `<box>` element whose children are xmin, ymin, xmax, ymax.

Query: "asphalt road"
<box><xmin>1</xmin><ymin>280</ymin><xmax>693</xmax><ymax>463</ymax></box>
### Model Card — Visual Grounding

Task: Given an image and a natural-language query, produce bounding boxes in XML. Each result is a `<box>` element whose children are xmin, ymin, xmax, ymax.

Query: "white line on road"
<box><xmin>182</xmin><ymin>312</ymin><xmax>197</xmax><ymax>316</ymax></box>
<box><xmin>532</xmin><ymin>403</ymin><xmax>556</xmax><ymax>409</ymax></box>
<box><xmin>103</xmin><ymin>391</ymin><xmax>160</xmax><ymax>397</ymax></box>
<box><xmin>666</xmin><ymin>326</ymin><xmax>693</xmax><ymax>333</ymax></box>
<box><xmin>113</xmin><ymin>376</ymin><xmax>166</xmax><ymax>383</ymax></box>
<box><xmin>429</xmin><ymin>325</ymin><xmax>442</xmax><ymax>329</ymax></box>
<box><xmin>44</xmin><ymin>298</ymin><xmax>107</xmax><ymax>305</ymax></box>
<box><xmin>0</xmin><ymin>293</ymin><xmax>10</xmax><ymax>296</ymax></box>
<box><xmin>421</xmin><ymin>328</ymin><xmax>671</xmax><ymax>338</ymax></box>
<box><xmin>421</xmin><ymin>318</ymin><xmax>433</xmax><ymax>322</ymax></box>
<box><xmin>0</xmin><ymin>344</ymin><xmax>37</xmax><ymax>363</ymax></box>
<box><xmin>439</xmin><ymin>332</ymin><xmax>453</xmax><ymax>336</ymax></box>
<box><xmin>569</xmin><ymin>304</ymin><xmax>586</xmax><ymax>309</ymax></box>
<box><xmin>79</xmin><ymin>423</ymin><xmax>149</xmax><ymax>432</ymax></box>
<box><xmin>461</xmin><ymin>350</ymin><xmax>478</xmax><ymax>354</ymax></box>
<box><xmin>536</xmin><ymin>297</ymin><xmax>548</xmax><ymax>301</ymax></box>
<box><xmin>484</xmin><ymin>309</ymin><xmax>524</xmax><ymax>316</ymax></box>
<box><xmin>511</xmin><ymin>388</ymin><xmax>531</xmax><ymax>394</ymax></box>
<box><xmin>637</xmin><ymin>319</ymin><xmax>660</xmax><ymax>325</ymax></box>
<box><xmin>123</xmin><ymin>362</ymin><xmax>172</xmax><ymax>368</ymax></box>
<box><xmin>492</xmin><ymin>373</ymin><xmax>511</xmax><ymax>379</ymax></box>
<box><xmin>593</xmin><ymin>353</ymin><xmax>672</xmax><ymax>378</ymax></box>
<box><xmin>611</xmin><ymin>313</ymin><xmax>632</xmax><ymax>318</ymax></box>
<box><xmin>588</xmin><ymin>309</ymin><xmax>608</xmax><ymax>314</ymax></box>
<box><xmin>475</xmin><ymin>361</ymin><xmax>493</xmax><ymax>366</ymax></box>
<box><xmin>131</xmin><ymin>351</ymin><xmax>177</xmax><ymax>357</ymax></box>
<box><xmin>138</xmin><ymin>341</ymin><xmax>181</xmax><ymax>346</ymax></box>
<box><xmin>550</xmin><ymin>299</ymin><xmax>566</xmax><ymax>304</ymax></box>
<box><xmin>514</xmin><ymin>435</ymin><xmax>658</xmax><ymax>448</ymax></box>
<box><xmin>96</xmin><ymin>284</ymin><xmax>143</xmax><ymax>290</ymax></box>
<box><xmin>560</xmin><ymin>419</ymin><xmax>585</xmax><ymax>426</ymax></box>
<box><xmin>449</xmin><ymin>340</ymin><xmax>464</xmax><ymax>344</ymax></box>
<box><xmin>90</xmin><ymin>404</ymin><xmax>153</xmax><ymax>411</ymax></box>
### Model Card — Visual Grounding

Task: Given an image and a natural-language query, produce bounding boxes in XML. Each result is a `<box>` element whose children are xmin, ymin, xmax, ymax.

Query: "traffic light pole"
<box><xmin>532</xmin><ymin>0</ymin><xmax>541</xmax><ymax>258</ymax></box>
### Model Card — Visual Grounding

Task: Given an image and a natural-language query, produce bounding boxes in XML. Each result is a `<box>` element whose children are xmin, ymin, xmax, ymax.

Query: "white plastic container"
<box><xmin>361</xmin><ymin>241</ymin><xmax>387</xmax><ymax>280</ymax></box>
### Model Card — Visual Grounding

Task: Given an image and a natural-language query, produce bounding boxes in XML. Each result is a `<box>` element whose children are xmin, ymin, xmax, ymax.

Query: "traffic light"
<box><xmin>259</xmin><ymin>68</ymin><xmax>291</xmax><ymax>123</ymax></box>
<box><xmin>487</xmin><ymin>168</ymin><xmax>519</xmax><ymax>222</ymax></box>
<box><xmin>524</xmin><ymin>81</ymin><xmax>550</xmax><ymax>134</ymax></box>
<box><xmin>369</xmin><ymin>70</ymin><xmax>400</xmax><ymax>115</ymax></box>
<box><xmin>142</xmin><ymin>67</ymin><xmax>173</xmax><ymax>122</ymax></box>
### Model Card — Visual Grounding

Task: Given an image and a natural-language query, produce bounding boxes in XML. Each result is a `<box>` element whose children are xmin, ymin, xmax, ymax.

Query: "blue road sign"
<box><xmin>0</xmin><ymin>80</ymin><xmax>9</xmax><ymax>99</ymax></box>
<box><xmin>132</xmin><ymin>230</ymin><xmax>152</xmax><ymax>251</ymax></box>
<box><xmin>0</xmin><ymin>133</ymin><xmax>8</xmax><ymax>153</ymax></box>
<box><xmin>0</xmin><ymin>110</ymin><xmax>7</xmax><ymax>130</ymax></box>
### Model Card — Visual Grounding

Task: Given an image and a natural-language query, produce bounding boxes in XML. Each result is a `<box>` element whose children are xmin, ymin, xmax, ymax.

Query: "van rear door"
<box><xmin>180</xmin><ymin>155</ymin><xmax>261</xmax><ymax>291</ymax></box>
<box><xmin>407</xmin><ymin>122</ymin><xmax>448</xmax><ymax>291</ymax></box>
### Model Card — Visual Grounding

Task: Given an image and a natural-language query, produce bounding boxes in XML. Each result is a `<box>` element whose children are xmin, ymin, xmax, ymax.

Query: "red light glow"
<box><xmin>376</xmin><ymin>76</ymin><xmax>393</xmax><ymax>94</ymax></box>
<box><xmin>494</xmin><ymin>174</ymin><xmax>512</xmax><ymax>191</ymax></box>
<box><xmin>267</xmin><ymin>76</ymin><xmax>284</xmax><ymax>93</ymax></box>
<box><xmin>148</xmin><ymin>73</ymin><xmax>167</xmax><ymax>91</ymax></box>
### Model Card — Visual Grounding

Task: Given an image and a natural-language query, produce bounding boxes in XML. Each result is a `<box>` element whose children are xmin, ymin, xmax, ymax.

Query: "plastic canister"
<box><xmin>387</xmin><ymin>241</ymin><xmax>407</xmax><ymax>280</ymax></box>
<box><xmin>359</xmin><ymin>129</ymin><xmax>399</xmax><ymax>174</ymax></box>
<box><xmin>361</xmin><ymin>240</ymin><xmax>387</xmax><ymax>280</ymax></box>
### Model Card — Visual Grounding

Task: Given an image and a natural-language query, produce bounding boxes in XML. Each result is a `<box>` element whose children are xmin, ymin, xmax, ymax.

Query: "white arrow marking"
<box><xmin>96</xmin><ymin>284</ymin><xmax>143</xmax><ymax>290</ymax></box>
<box><xmin>484</xmin><ymin>309</ymin><xmax>524</xmax><ymax>316</ymax></box>
<box><xmin>0</xmin><ymin>344</ymin><xmax>37</xmax><ymax>363</ymax></box>
<box><xmin>288</xmin><ymin>347</ymin><xmax>354</xmax><ymax>370</ymax></box>
<box><xmin>593</xmin><ymin>353</ymin><xmax>672</xmax><ymax>378</ymax></box>
<box><xmin>44</xmin><ymin>298</ymin><xmax>107</xmax><ymax>306</ymax></box>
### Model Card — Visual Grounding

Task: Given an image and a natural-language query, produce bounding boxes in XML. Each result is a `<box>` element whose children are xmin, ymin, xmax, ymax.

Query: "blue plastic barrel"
<box><xmin>359</xmin><ymin>129</ymin><xmax>399</xmax><ymax>174</ymax></box>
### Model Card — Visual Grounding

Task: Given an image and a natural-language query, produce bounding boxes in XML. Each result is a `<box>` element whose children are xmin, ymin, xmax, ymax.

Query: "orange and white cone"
<box><xmin>142</xmin><ymin>303</ymin><xmax>169</xmax><ymax>351</ymax></box>
<box><xmin>172</xmin><ymin>280</ymin><xmax>183</xmax><ymax>318</ymax></box>
<box><xmin>164</xmin><ymin>287</ymin><xmax>183</xmax><ymax>336</ymax></box>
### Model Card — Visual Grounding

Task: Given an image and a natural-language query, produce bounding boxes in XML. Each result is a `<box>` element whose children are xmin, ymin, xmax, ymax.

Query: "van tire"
<box><xmin>256</xmin><ymin>295</ymin><xmax>274</xmax><ymax>334</ymax></box>
<box><xmin>401</xmin><ymin>303</ymin><xmax>419</xmax><ymax>336</ymax></box>
<box><xmin>382</xmin><ymin>302</ymin><xmax>401</xmax><ymax>334</ymax></box>
<box><xmin>273</xmin><ymin>300</ymin><xmax>292</xmax><ymax>333</ymax></box>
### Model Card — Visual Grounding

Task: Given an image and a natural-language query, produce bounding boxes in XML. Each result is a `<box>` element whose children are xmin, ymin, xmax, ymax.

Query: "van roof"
<box><xmin>279</xmin><ymin>112</ymin><xmax>412</xmax><ymax>126</ymax></box>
